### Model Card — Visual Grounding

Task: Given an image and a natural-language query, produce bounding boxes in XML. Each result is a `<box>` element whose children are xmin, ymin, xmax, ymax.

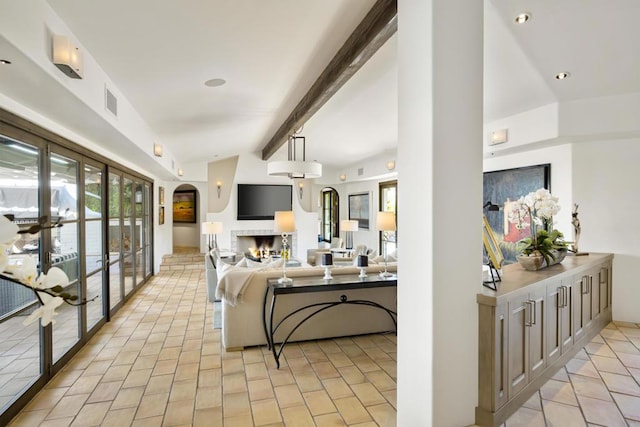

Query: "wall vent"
<box><xmin>357</xmin><ymin>168</ymin><xmax>364</xmax><ymax>176</ymax></box>
<box><xmin>105</xmin><ymin>86</ymin><xmax>118</xmax><ymax>117</ymax></box>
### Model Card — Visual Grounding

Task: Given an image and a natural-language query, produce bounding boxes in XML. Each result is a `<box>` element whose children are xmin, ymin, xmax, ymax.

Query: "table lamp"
<box><xmin>274</xmin><ymin>211</ymin><xmax>295</xmax><ymax>284</ymax></box>
<box><xmin>321</xmin><ymin>252</ymin><xmax>333</xmax><ymax>280</ymax></box>
<box><xmin>202</xmin><ymin>221</ymin><xmax>223</xmax><ymax>251</ymax></box>
<box><xmin>376</xmin><ymin>211</ymin><xmax>396</xmax><ymax>278</ymax></box>
<box><xmin>340</xmin><ymin>219</ymin><xmax>359</xmax><ymax>250</ymax></box>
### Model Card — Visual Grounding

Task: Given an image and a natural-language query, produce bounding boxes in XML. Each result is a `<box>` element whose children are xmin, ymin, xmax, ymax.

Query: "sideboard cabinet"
<box><xmin>476</xmin><ymin>253</ymin><xmax>613</xmax><ymax>427</ymax></box>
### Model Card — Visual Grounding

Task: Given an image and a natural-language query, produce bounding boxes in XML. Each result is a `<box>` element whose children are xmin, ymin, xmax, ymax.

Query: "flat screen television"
<box><xmin>237</xmin><ymin>184</ymin><xmax>292</xmax><ymax>220</ymax></box>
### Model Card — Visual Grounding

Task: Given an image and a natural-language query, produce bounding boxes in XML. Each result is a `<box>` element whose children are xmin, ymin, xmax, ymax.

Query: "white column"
<box><xmin>398</xmin><ymin>0</ymin><xmax>483</xmax><ymax>426</ymax></box>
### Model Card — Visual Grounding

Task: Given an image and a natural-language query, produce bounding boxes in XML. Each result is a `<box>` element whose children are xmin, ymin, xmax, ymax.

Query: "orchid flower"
<box><xmin>23</xmin><ymin>292</ymin><xmax>64</xmax><ymax>326</ymax></box>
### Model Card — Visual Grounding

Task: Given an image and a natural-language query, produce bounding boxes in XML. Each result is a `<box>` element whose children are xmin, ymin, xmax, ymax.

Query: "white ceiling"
<box><xmin>6</xmin><ymin>0</ymin><xmax>640</xmax><ymax>170</ymax></box>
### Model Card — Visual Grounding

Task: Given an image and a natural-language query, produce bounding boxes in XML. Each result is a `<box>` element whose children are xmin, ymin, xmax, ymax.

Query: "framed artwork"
<box><xmin>159</xmin><ymin>206</ymin><xmax>165</xmax><ymax>225</ymax></box>
<box><xmin>483</xmin><ymin>164</ymin><xmax>550</xmax><ymax>263</ymax></box>
<box><xmin>348</xmin><ymin>192</ymin><xmax>370</xmax><ymax>230</ymax></box>
<box><xmin>173</xmin><ymin>190</ymin><xmax>197</xmax><ymax>223</ymax></box>
<box><xmin>159</xmin><ymin>186</ymin><xmax>165</xmax><ymax>205</ymax></box>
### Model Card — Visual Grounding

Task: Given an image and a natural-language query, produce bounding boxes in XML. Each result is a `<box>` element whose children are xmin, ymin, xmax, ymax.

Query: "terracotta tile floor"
<box><xmin>504</xmin><ymin>321</ymin><xmax>640</xmax><ymax>427</ymax></box>
<box><xmin>7</xmin><ymin>254</ymin><xmax>640</xmax><ymax>426</ymax></box>
<box><xmin>9</xmin><ymin>262</ymin><xmax>397</xmax><ymax>426</ymax></box>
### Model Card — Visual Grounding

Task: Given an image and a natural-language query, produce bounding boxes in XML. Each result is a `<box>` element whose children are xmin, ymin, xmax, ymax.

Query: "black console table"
<box><xmin>262</xmin><ymin>274</ymin><xmax>397</xmax><ymax>368</ymax></box>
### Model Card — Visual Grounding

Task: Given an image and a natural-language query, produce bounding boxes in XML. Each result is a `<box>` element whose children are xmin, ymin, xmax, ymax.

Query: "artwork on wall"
<box><xmin>159</xmin><ymin>186</ymin><xmax>165</xmax><ymax>205</ymax></box>
<box><xmin>159</xmin><ymin>206</ymin><xmax>165</xmax><ymax>225</ymax></box>
<box><xmin>173</xmin><ymin>190</ymin><xmax>197</xmax><ymax>223</ymax></box>
<box><xmin>483</xmin><ymin>164</ymin><xmax>550</xmax><ymax>263</ymax></box>
<box><xmin>348</xmin><ymin>192</ymin><xmax>370</xmax><ymax>230</ymax></box>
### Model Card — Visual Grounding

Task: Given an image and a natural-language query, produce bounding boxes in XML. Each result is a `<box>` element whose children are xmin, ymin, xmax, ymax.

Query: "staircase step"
<box><xmin>159</xmin><ymin>253</ymin><xmax>206</xmax><ymax>272</ymax></box>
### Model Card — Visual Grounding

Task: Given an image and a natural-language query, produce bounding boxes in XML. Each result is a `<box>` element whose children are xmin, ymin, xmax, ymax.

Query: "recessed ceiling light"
<box><xmin>555</xmin><ymin>72</ymin><xmax>571</xmax><ymax>80</ymax></box>
<box><xmin>0</xmin><ymin>59</ymin><xmax>11</xmax><ymax>65</ymax></box>
<box><xmin>514</xmin><ymin>13</ymin><xmax>531</xmax><ymax>24</ymax></box>
<box><xmin>204</xmin><ymin>78</ymin><xmax>226</xmax><ymax>88</ymax></box>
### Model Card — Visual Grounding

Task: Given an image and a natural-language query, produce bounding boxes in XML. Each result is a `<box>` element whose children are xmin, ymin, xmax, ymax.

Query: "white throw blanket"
<box><xmin>214</xmin><ymin>259</ymin><xmax>284</xmax><ymax>306</ymax></box>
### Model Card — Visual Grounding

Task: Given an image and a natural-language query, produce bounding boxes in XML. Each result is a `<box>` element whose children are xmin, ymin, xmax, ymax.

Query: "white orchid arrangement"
<box><xmin>509</xmin><ymin>188</ymin><xmax>569</xmax><ymax>265</ymax></box>
<box><xmin>1</xmin><ymin>215</ymin><xmax>87</xmax><ymax>326</ymax></box>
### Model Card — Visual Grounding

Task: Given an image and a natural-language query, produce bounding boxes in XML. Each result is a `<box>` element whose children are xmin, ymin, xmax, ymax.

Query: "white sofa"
<box><xmin>216</xmin><ymin>263</ymin><xmax>397</xmax><ymax>350</ymax></box>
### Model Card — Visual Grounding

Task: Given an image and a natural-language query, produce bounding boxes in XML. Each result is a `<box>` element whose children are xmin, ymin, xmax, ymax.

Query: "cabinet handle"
<box><xmin>557</xmin><ymin>287</ymin><xmax>563</xmax><ymax>308</ymax></box>
<box><xmin>524</xmin><ymin>302</ymin><xmax>531</xmax><ymax>327</ymax></box>
<box><xmin>530</xmin><ymin>300</ymin><xmax>537</xmax><ymax>325</ymax></box>
<box><xmin>581</xmin><ymin>276</ymin><xmax>589</xmax><ymax>294</ymax></box>
<box><xmin>563</xmin><ymin>286</ymin><xmax>569</xmax><ymax>308</ymax></box>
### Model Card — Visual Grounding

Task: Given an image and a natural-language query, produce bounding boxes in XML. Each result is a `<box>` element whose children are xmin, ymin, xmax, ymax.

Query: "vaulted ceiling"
<box><xmin>4</xmin><ymin>0</ymin><xmax>640</xmax><ymax>171</ymax></box>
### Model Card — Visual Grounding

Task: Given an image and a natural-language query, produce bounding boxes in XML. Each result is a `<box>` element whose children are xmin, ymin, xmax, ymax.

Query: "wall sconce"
<box><xmin>386</xmin><ymin>160</ymin><xmax>396</xmax><ymax>171</ymax></box>
<box><xmin>298</xmin><ymin>182</ymin><xmax>304</xmax><ymax>199</ymax></box>
<box><xmin>216</xmin><ymin>181</ymin><xmax>222</xmax><ymax>198</ymax></box>
<box><xmin>489</xmin><ymin>129</ymin><xmax>508</xmax><ymax>146</ymax></box>
<box><xmin>153</xmin><ymin>143</ymin><xmax>163</xmax><ymax>157</ymax></box>
<box><xmin>177</xmin><ymin>168</ymin><xmax>184</xmax><ymax>177</ymax></box>
<box><xmin>339</xmin><ymin>173</ymin><xmax>347</xmax><ymax>181</ymax></box>
<box><xmin>52</xmin><ymin>35</ymin><xmax>83</xmax><ymax>79</ymax></box>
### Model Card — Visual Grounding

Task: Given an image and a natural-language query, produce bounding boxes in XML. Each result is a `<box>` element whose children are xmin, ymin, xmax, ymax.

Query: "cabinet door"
<box><xmin>529</xmin><ymin>287</ymin><xmax>547</xmax><ymax>381</ymax></box>
<box><xmin>508</xmin><ymin>294</ymin><xmax>530</xmax><ymax>397</ymax></box>
<box><xmin>573</xmin><ymin>274</ymin><xmax>592</xmax><ymax>341</ymax></box>
<box><xmin>546</xmin><ymin>282</ymin><xmax>562</xmax><ymax>364</ymax></box>
<box><xmin>591</xmin><ymin>267</ymin><xmax>601</xmax><ymax>322</ymax></box>
<box><xmin>560</xmin><ymin>283</ymin><xmax>576</xmax><ymax>354</ymax></box>
<box><xmin>599</xmin><ymin>265</ymin><xmax>611</xmax><ymax>313</ymax></box>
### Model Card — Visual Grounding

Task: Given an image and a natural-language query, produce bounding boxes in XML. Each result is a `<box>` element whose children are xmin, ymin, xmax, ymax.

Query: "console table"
<box><xmin>263</xmin><ymin>274</ymin><xmax>397</xmax><ymax>368</ymax></box>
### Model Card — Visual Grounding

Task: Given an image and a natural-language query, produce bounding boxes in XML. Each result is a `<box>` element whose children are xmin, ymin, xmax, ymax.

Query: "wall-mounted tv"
<box><xmin>237</xmin><ymin>184</ymin><xmax>292</xmax><ymax>220</ymax></box>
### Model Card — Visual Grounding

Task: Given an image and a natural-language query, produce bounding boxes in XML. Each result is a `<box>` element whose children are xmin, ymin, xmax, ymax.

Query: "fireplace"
<box><xmin>230</xmin><ymin>229</ymin><xmax>297</xmax><ymax>257</ymax></box>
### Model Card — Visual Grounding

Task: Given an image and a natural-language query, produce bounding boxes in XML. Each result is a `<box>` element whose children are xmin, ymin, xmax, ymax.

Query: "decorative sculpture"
<box><xmin>571</xmin><ymin>203</ymin><xmax>588</xmax><ymax>255</ymax></box>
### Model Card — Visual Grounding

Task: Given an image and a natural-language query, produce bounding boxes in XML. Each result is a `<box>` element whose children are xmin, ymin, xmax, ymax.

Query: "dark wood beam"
<box><xmin>261</xmin><ymin>0</ymin><xmax>397</xmax><ymax>160</ymax></box>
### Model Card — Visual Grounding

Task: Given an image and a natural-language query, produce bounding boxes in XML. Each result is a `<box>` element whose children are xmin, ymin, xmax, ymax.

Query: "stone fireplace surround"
<box><xmin>230</xmin><ymin>229</ymin><xmax>297</xmax><ymax>257</ymax></box>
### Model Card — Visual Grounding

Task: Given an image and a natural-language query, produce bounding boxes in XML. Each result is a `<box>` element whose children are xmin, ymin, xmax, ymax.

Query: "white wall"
<box><xmin>204</xmin><ymin>152</ymin><xmax>317</xmax><ymax>259</ymax></box>
<box><xmin>572</xmin><ymin>138</ymin><xmax>640</xmax><ymax>322</ymax></box>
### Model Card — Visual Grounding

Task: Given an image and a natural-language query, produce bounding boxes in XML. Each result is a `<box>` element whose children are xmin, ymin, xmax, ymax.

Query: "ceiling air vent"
<box><xmin>358</xmin><ymin>168</ymin><xmax>364</xmax><ymax>176</ymax></box>
<box><xmin>105</xmin><ymin>86</ymin><xmax>118</xmax><ymax>117</ymax></box>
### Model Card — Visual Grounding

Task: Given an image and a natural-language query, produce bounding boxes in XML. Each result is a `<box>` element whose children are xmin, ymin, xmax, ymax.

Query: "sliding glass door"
<box><xmin>0</xmin><ymin>137</ymin><xmax>43</xmax><ymax>413</ymax></box>
<box><xmin>0</xmin><ymin>110</ymin><xmax>154</xmax><ymax>424</ymax></box>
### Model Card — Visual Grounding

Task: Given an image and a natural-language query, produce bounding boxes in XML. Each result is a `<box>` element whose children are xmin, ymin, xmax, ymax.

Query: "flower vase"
<box><xmin>517</xmin><ymin>249</ymin><xmax>567</xmax><ymax>271</ymax></box>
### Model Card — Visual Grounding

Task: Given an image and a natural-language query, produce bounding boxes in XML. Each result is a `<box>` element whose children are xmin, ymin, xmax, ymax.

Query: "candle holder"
<box><xmin>321</xmin><ymin>253</ymin><xmax>333</xmax><ymax>280</ymax></box>
<box><xmin>356</xmin><ymin>254</ymin><xmax>368</xmax><ymax>278</ymax></box>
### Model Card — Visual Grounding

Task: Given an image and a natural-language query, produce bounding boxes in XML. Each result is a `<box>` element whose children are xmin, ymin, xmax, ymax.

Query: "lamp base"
<box><xmin>278</xmin><ymin>276</ymin><xmax>293</xmax><ymax>285</ymax></box>
<box><xmin>379</xmin><ymin>270</ymin><xmax>393</xmax><ymax>278</ymax></box>
<box><xmin>323</xmin><ymin>266</ymin><xmax>333</xmax><ymax>280</ymax></box>
<box><xmin>359</xmin><ymin>268</ymin><xmax>367</xmax><ymax>278</ymax></box>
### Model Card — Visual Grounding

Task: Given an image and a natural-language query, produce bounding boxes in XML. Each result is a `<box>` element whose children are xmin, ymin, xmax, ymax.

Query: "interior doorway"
<box><xmin>172</xmin><ymin>184</ymin><xmax>201</xmax><ymax>252</ymax></box>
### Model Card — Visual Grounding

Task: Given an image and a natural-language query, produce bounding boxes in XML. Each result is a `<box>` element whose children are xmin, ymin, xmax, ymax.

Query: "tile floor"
<box><xmin>7</xmin><ymin>253</ymin><xmax>640</xmax><ymax>426</ymax></box>
<box><xmin>504</xmin><ymin>322</ymin><xmax>640</xmax><ymax>427</ymax></box>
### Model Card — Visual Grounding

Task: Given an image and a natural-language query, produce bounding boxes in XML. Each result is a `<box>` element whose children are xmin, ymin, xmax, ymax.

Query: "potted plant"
<box><xmin>509</xmin><ymin>189</ymin><xmax>570</xmax><ymax>270</ymax></box>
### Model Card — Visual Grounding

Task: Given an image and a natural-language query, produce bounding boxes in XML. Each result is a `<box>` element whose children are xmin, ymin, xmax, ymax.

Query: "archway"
<box><xmin>172</xmin><ymin>184</ymin><xmax>201</xmax><ymax>252</ymax></box>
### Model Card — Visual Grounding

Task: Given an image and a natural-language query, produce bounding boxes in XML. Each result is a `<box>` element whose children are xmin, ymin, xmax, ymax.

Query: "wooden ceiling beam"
<box><xmin>261</xmin><ymin>0</ymin><xmax>397</xmax><ymax>160</ymax></box>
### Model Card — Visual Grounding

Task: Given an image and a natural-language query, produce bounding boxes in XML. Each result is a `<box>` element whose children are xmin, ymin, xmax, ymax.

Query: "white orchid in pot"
<box><xmin>1</xmin><ymin>215</ymin><xmax>93</xmax><ymax>326</ymax></box>
<box><xmin>509</xmin><ymin>189</ymin><xmax>569</xmax><ymax>269</ymax></box>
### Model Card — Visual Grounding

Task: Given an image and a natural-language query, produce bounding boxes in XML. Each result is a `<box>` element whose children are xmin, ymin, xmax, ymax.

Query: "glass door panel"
<box><xmin>0</xmin><ymin>137</ymin><xmax>43</xmax><ymax>411</ymax></box>
<box><xmin>123</xmin><ymin>177</ymin><xmax>134</xmax><ymax>296</ymax></box>
<box><xmin>50</xmin><ymin>152</ymin><xmax>80</xmax><ymax>363</ymax></box>
<box><xmin>108</xmin><ymin>172</ymin><xmax>123</xmax><ymax>310</ymax></box>
<box><xmin>84</xmin><ymin>164</ymin><xmax>105</xmax><ymax>331</ymax></box>
<box><xmin>134</xmin><ymin>182</ymin><xmax>144</xmax><ymax>287</ymax></box>
<box><xmin>379</xmin><ymin>181</ymin><xmax>397</xmax><ymax>256</ymax></box>
<box><xmin>144</xmin><ymin>183</ymin><xmax>152</xmax><ymax>277</ymax></box>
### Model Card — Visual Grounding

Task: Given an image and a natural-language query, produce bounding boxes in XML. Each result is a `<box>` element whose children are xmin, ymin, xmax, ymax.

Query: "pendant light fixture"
<box><xmin>267</xmin><ymin>131</ymin><xmax>322</xmax><ymax>179</ymax></box>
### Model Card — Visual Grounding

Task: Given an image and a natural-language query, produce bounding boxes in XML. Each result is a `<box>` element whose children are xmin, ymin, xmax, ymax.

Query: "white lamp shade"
<box><xmin>376</xmin><ymin>211</ymin><xmax>396</xmax><ymax>231</ymax></box>
<box><xmin>274</xmin><ymin>211</ymin><xmax>295</xmax><ymax>233</ymax></box>
<box><xmin>340</xmin><ymin>219</ymin><xmax>359</xmax><ymax>231</ymax></box>
<box><xmin>267</xmin><ymin>160</ymin><xmax>322</xmax><ymax>178</ymax></box>
<box><xmin>201</xmin><ymin>221</ymin><xmax>223</xmax><ymax>235</ymax></box>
